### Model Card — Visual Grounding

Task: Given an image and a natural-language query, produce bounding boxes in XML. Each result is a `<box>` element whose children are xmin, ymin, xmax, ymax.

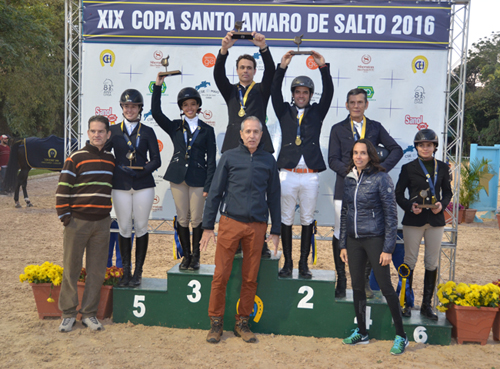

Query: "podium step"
<box><xmin>113</xmin><ymin>255</ymin><xmax>451</xmax><ymax>345</ymax></box>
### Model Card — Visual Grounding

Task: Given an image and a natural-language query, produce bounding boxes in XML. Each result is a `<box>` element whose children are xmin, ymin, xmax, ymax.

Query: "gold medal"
<box><xmin>295</xmin><ymin>136</ymin><xmax>302</xmax><ymax>146</ymax></box>
<box><xmin>238</xmin><ymin>107</ymin><xmax>245</xmax><ymax>117</ymax></box>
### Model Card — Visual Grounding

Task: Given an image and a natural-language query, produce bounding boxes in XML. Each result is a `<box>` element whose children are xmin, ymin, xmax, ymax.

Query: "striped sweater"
<box><xmin>56</xmin><ymin>143</ymin><xmax>115</xmax><ymax>222</ymax></box>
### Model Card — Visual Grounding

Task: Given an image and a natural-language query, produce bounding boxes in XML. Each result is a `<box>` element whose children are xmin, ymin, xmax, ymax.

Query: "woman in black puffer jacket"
<box><xmin>339</xmin><ymin>138</ymin><xmax>408</xmax><ymax>356</ymax></box>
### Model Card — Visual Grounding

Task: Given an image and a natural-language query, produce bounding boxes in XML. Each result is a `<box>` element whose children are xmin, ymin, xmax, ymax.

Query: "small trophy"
<box><xmin>416</xmin><ymin>189</ymin><xmax>438</xmax><ymax>209</ymax></box>
<box><xmin>231</xmin><ymin>20</ymin><xmax>253</xmax><ymax>40</ymax></box>
<box><xmin>290</xmin><ymin>34</ymin><xmax>313</xmax><ymax>55</ymax></box>
<box><xmin>126</xmin><ymin>150</ymin><xmax>143</xmax><ymax>170</ymax></box>
<box><xmin>159</xmin><ymin>56</ymin><xmax>181</xmax><ymax>77</ymax></box>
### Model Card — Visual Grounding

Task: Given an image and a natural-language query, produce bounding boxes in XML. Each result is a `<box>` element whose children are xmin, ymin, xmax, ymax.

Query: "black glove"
<box><xmin>61</xmin><ymin>215</ymin><xmax>71</xmax><ymax>226</ymax></box>
<box><xmin>119</xmin><ymin>165</ymin><xmax>137</xmax><ymax>178</ymax></box>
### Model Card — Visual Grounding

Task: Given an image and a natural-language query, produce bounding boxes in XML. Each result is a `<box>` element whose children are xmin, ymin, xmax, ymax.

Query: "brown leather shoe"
<box><xmin>234</xmin><ymin>316</ymin><xmax>256</xmax><ymax>343</ymax></box>
<box><xmin>206</xmin><ymin>317</ymin><xmax>223</xmax><ymax>343</ymax></box>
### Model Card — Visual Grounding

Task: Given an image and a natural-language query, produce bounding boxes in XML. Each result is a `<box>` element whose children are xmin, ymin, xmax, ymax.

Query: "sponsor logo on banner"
<box><xmin>149</xmin><ymin>81</ymin><xmax>166</xmax><ymax>94</ymax></box>
<box><xmin>414</xmin><ymin>86</ymin><xmax>425</xmax><ymax>104</ymax></box>
<box><xmin>202</xmin><ymin>53</ymin><xmax>216</xmax><ymax>68</ymax></box>
<box><xmin>403</xmin><ymin>144</ymin><xmax>417</xmax><ymax>160</ymax></box>
<box><xmin>100</xmin><ymin>49</ymin><xmax>115</xmax><ymax>67</ymax></box>
<box><xmin>201</xmin><ymin>109</ymin><xmax>216</xmax><ymax>127</ymax></box>
<box><xmin>152</xmin><ymin>195</ymin><xmax>163</xmax><ymax>212</ymax></box>
<box><xmin>358</xmin><ymin>86</ymin><xmax>374</xmax><ymax>100</ymax></box>
<box><xmin>157</xmin><ymin>139</ymin><xmax>163</xmax><ymax>152</ymax></box>
<box><xmin>404</xmin><ymin>114</ymin><xmax>428</xmax><ymax>130</ymax></box>
<box><xmin>195</xmin><ymin>81</ymin><xmax>211</xmax><ymax>90</ymax></box>
<box><xmin>357</xmin><ymin>54</ymin><xmax>374</xmax><ymax>73</ymax></box>
<box><xmin>412</xmin><ymin>55</ymin><xmax>428</xmax><ymax>73</ymax></box>
<box><xmin>236</xmin><ymin>295</ymin><xmax>264</xmax><ymax>323</ymax></box>
<box><xmin>143</xmin><ymin>109</ymin><xmax>157</xmax><ymax>125</ymax></box>
<box><xmin>150</xmin><ymin>50</ymin><xmax>164</xmax><ymax>67</ymax></box>
<box><xmin>95</xmin><ymin>106</ymin><xmax>118</xmax><ymax>124</ymax></box>
<box><xmin>306</xmin><ymin>56</ymin><xmax>319</xmax><ymax>70</ymax></box>
<box><xmin>103</xmin><ymin>79</ymin><xmax>113</xmax><ymax>96</ymax></box>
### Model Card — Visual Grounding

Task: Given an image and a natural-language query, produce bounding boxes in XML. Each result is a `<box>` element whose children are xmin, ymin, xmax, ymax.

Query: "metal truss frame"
<box><xmin>65</xmin><ymin>1</ymin><xmax>470</xmax><ymax>285</ymax></box>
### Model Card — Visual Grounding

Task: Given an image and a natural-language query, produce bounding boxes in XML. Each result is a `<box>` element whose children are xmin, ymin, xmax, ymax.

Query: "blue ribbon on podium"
<box><xmin>172</xmin><ymin>216</ymin><xmax>184</xmax><ymax>260</ymax></box>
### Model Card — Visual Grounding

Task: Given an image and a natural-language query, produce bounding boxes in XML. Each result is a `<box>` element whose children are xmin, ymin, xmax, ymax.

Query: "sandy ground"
<box><xmin>0</xmin><ymin>174</ymin><xmax>499</xmax><ymax>369</ymax></box>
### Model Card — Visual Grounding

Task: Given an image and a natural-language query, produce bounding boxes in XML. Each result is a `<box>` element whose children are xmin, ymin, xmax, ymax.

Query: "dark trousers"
<box><xmin>346</xmin><ymin>236</ymin><xmax>404</xmax><ymax>337</ymax></box>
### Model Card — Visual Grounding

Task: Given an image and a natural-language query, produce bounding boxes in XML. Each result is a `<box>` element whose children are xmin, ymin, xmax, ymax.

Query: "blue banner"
<box><xmin>83</xmin><ymin>0</ymin><xmax>451</xmax><ymax>49</ymax></box>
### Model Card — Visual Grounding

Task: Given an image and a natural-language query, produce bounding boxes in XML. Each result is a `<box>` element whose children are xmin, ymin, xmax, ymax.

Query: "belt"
<box><xmin>285</xmin><ymin>168</ymin><xmax>318</xmax><ymax>174</ymax></box>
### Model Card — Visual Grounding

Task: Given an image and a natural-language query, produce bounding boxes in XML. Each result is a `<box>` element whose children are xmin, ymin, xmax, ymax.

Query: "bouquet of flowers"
<box><xmin>436</xmin><ymin>281</ymin><xmax>500</xmax><ymax>312</ymax></box>
<box><xmin>20</xmin><ymin>262</ymin><xmax>64</xmax><ymax>302</ymax></box>
<box><xmin>79</xmin><ymin>266</ymin><xmax>123</xmax><ymax>286</ymax></box>
<box><xmin>446</xmin><ymin>202</ymin><xmax>464</xmax><ymax>212</ymax></box>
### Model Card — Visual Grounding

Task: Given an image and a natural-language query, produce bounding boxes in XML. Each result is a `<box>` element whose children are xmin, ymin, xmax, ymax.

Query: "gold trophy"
<box><xmin>290</xmin><ymin>34</ymin><xmax>313</xmax><ymax>55</ymax></box>
<box><xmin>159</xmin><ymin>56</ymin><xmax>181</xmax><ymax>77</ymax></box>
<box><xmin>231</xmin><ymin>20</ymin><xmax>254</xmax><ymax>40</ymax></box>
<box><xmin>416</xmin><ymin>189</ymin><xmax>438</xmax><ymax>209</ymax></box>
<box><xmin>125</xmin><ymin>150</ymin><xmax>143</xmax><ymax>170</ymax></box>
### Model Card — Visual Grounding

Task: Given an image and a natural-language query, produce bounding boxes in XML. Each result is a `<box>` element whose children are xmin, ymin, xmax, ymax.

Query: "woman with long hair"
<box><xmin>339</xmin><ymin>138</ymin><xmax>408</xmax><ymax>355</ymax></box>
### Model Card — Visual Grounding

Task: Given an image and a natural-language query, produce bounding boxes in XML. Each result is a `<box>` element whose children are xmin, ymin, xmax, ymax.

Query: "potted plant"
<box><xmin>493</xmin><ymin>279</ymin><xmax>500</xmax><ymax>341</ymax></box>
<box><xmin>445</xmin><ymin>201</ymin><xmax>465</xmax><ymax>224</ymax></box>
<box><xmin>20</xmin><ymin>262</ymin><xmax>64</xmax><ymax>319</ymax></box>
<box><xmin>437</xmin><ymin>281</ymin><xmax>500</xmax><ymax>345</ymax></box>
<box><xmin>459</xmin><ymin>158</ymin><xmax>494</xmax><ymax>223</ymax></box>
<box><xmin>77</xmin><ymin>266</ymin><xmax>123</xmax><ymax>320</ymax></box>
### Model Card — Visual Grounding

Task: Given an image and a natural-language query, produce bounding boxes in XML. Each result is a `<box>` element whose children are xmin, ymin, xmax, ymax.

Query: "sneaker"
<box><xmin>390</xmin><ymin>335</ymin><xmax>409</xmax><ymax>355</ymax></box>
<box><xmin>206</xmin><ymin>317</ymin><xmax>223</xmax><ymax>343</ymax></box>
<box><xmin>59</xmin><ymin>317</ymin><xmax>76</xmax><ymax>332</ymax></box>
<box><xmin>234</xmin><ymin>317</ymin><xmax>257</xmax><ymax>343</ymax></box>
<box><xmin>342</xmin><ymin>328</ymin><xmax>369</xmax><ymax>345</ymax></box>
<box><xmin>82</xmin><ymin>316</ymin><xmax>103</xmax><ymax>331</ymax></box>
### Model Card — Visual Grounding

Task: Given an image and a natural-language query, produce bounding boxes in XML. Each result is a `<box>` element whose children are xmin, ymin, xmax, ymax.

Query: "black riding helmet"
<box><xmin>120</xmin><ymin>89</ymin><xmax>144</xmax><ymax>114</ymax></box>
<box><xmin>414</xmin><ymin>129</ymin><xmax>438</xmax><ymax>147</ymax></box>
<box><xmin>177</xmin><ymin>87</ymin><xmax>202</xmax><ymax>109</ymax></box>
<box><xmin>291</xmin><ymin>76</ymin><xmax>314</xmax><ymax>95</ymax></box>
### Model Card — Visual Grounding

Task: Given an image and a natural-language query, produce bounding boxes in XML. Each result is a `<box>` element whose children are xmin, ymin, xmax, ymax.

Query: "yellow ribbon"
<box><xmin>240</xmin><ymin>81</ymin><xmax>256</xmax><ymax>111</ymax></box>
<box><xmin>350</xmin><ymin>116</ymin><xmax>366</xmax><ymax>139</ymax></box>
<box><xmin>398</xmin><ymin>264</ymin><xmax>411</xmax><ymax>308</ymax></box>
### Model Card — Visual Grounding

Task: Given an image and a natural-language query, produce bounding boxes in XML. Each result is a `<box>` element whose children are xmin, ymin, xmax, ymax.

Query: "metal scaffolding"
<box><xmin>64</xmin><ymin>1</ymin><xmax>470</xmax><ymax>283</ymax></box>
<box><xmin>64</xmin><ymin>0</ymin><xmax>82</xmax><ymax>158</ymax></box>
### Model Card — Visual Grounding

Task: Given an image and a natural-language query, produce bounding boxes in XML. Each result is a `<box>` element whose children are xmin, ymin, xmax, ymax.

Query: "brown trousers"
<box><xmin>208</xmin><ymin>216</ymin><xmax>267</xmax><ymax>319</ymax></box>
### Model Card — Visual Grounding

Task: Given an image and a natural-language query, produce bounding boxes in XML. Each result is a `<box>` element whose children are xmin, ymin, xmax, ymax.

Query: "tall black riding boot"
<box><xmin>129</xmin><ymin>233</ymin><xmax>148</xmax><ymax>287</ymax></box>
<box><xmin>189</xmin><ymin>224</ymin><xmax>203</xmax><ymax>270</ymax></box>
<box><xmin>279</xmin><ymin>224</ymin><xmax>293</xmax><ymax>277</ymax></box>
<box><xmin>402</xmin><ymin>269</ymin><xmax>413</xmax><ymax>317</ymax></box>
<box><xmin>365</xmin><ymin>260</ymin><xmax>375</xmax><ymax>299</ymax></box>
<box><xmin>117</xmin><ymin>235</ymin><xmax>132</xmax><ymax>287</ymax></box>
<box><xmin>177</xmin><ymin>224</ymin><xmax>191</xmax><ymax>270</ymax></box>
<box><xmin>298</xmin><ymin>223</ymin><xmax>313</xmax><ymax>279</ymax></box>
<box><xmin>332</xmin><ymin>237</ymin><xmax>346</xmax><ymax>298</ymax></box>
<box><xmin>421</xmin><ymin>268</ymin><xmax>438</xmax><ymax>320</ymax></box>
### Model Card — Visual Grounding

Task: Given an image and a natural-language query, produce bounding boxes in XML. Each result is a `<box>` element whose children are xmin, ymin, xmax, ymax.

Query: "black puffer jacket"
<box><xmin>202</xmin><ymin>140</ymin><xmax>281</xmax><ymax>235</ymax></box>
<box><xmin>339</xmin><ymin>166</ymin><xmax>398</xmax><ymax>253</ymax></box>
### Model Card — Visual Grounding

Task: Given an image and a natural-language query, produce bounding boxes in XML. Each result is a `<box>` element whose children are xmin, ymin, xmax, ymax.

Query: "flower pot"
<box><xmin>493</xmin><ymin>308</ymin><xmax>500</xmax><ymax>341</ymax></box>
<box><xmin>446</xmin><ymin>304</ymin><xmax>497</xmax><ymax>345</ymax></box>
<box><xmin>463</xmin><ymin>209</ymin><xmax>477</xmax><ymax>223</ymax></box>
<box><xmin>76</xmin><ymin>282</ymin><xmax>114</xmax><ymax>320</ymax></box>
<box><xmin>30</xmin><ymin>283</ymin><xmax>62</xmax><ymax>319</ymax></box>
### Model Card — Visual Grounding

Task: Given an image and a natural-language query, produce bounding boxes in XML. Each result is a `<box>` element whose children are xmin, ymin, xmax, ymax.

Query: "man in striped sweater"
<box><xmin>56</xmin><ymin>115</ymin><xmax>115</xmax><ymax>332</ymax></box>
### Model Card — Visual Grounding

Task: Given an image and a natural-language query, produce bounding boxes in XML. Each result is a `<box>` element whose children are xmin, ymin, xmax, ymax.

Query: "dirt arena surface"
<box><xmin>0</xmin><ymin>174</ymin><xmax>499</xmax><ymax>368</ymax></box>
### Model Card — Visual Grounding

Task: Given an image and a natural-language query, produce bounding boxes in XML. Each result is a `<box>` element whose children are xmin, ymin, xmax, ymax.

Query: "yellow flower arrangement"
<box><xmin>20</xmin><ymin>262</ymin><xmax>64</xmax><ymax>303</ymax></box>
<box><xmin>436</xmin><ymin>280</ymin><xmax>500</xmax><ymax>312</ymax></box>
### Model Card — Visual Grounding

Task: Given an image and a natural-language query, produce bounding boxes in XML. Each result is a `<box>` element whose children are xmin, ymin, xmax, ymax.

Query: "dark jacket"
<box><xmin>105</xmin><ymin>122</ymin><xmax>161</xmax><ymax>191</ymax></box>
<box><xmin>328</xmin><ymin>115</ymin><xmax>403</xmax><ymax>199</ymax></box>
<box><xmin>151</xmin><ymin>85</ymin><xmax>216</xmax><ymax>192</ymax></box>
<box><xmin>339</xmin><ymin>167</ymin><xmax>398</xmax><ymax>254</ymax></box>
<box><xmin>395</xmin><ymin>158</ymin><xmax>452</xmax><ymax>227</ymax></box>
<box><xmin>272</xmin><ymin>63</ymin><xmax>333</xmax><ymax>171</ymax></box>
<box><xmin>214</xmin><ymin>48</ymin><xmax>275</xmax><ymax>153</ymax></box>
<box><xmin>202</xmin><ymin>141</ymin><xmax>281</xmax><ymax>235</ymax></box>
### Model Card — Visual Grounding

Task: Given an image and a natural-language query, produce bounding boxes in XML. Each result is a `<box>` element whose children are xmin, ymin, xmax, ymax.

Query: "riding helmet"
<box><xmin>177</xmin><ymin>88</ymin><xmax>202</xmax><ymax>109</ymax></box>
<box><xmin>414</xmin><ymin>129</ymin><xmax>438</xmax><ymax>148</ymax></box>
<box><xmin>291</xmin><ymin>76</ymin><xmax>314</xmax><ymax>95</ymax></box>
